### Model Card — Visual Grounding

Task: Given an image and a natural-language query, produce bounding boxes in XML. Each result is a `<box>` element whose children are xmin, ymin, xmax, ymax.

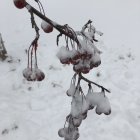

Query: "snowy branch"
<box><xmin>25</xmin><ymin>2</ymin><xmax>80</xmax><ymax>45</ymax></box>
<box><xmin>13</xmin><ymin>1</ymin><xmax>112</xmax><ymax>140</ymax></box>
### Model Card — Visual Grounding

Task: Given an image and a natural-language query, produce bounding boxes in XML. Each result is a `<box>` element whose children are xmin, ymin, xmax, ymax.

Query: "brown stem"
<box><xmin>34</xmin><ymin>43</ymin><xmax>38</xmax><ymax>68</ymax></box>
<box><xmin>27</xmin><ymin>44</ymin><xmax>32</xmax><ymax>68</ymax></box>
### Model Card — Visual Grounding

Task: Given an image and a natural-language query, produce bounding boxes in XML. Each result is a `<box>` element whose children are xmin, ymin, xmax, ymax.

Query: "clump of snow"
<box><xmin>95</xmin><ymin>96</ymin><xmax>111</xmax><ymax>115</ymax></box>
<box><xmin>71</xmin><ymin>87</ymin><xmax>89</xmax><ymax>118</ymax></box>
<box><xmin>57</xmin><ymin>46</ymin><xmax>70</xmax><ymax>58</ymax></box>
<box><xmin>66</xmin><ymin>77</ymin><xmax>76</xmax><ymax>97</ymax></box>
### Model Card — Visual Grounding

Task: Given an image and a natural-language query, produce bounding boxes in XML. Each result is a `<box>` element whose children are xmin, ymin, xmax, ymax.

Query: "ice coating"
<box><xmin>41</xmin><ymin>20</ymin><xmax>53</xmax><ymax>33</ymax></box>
<box><xmin>86</xmin><ymin>89</ymin><xmax>105</xmax><ymax>107</ymax></box>
<box><xmin>96</xmin><ymin>96</ymin><xmax>111</xmax><ymax>115</ymax></box>
<box><xmin>71</xmin><ymin>88</ymin><xmax>89</xmax><ymax>118</ymax></box>
<box><xmin>22</xmin><ymin>68</ymin><xmax>45</xmax><ymax>81</ymax></box>
<box><xmin>67</xmin><ymin>83</ymin><xmax>76</xmax><ymax>96</ymax></box>
<box><xmin>57</xmin><ymin>46</ymin><xmax>70</xmax><ymax>60</ymax></box>
<box><xmin>41</xmin><ymin>20</ymin><xmax>50</xmax><ymax>30</ymax></box>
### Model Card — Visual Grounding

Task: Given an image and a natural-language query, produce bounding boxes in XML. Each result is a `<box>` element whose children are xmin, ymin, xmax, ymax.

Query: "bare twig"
<box><xmin>30</xmin><ymin>11</ymin><xmax>40</xmax><ymax>41</ymax></box>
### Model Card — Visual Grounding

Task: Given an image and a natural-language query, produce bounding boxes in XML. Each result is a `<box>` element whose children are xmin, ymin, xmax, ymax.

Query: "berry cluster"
<box><xmin>86</xmin><ymin>84</ymin><xmax>111</xmax><ymax>115</ymax></box>
<box><xmin>14</xmin><ymin>0</ymin><xmax>51</xmax><ymax>82</ymax></box>
<box><xmin>58</xmin><ymin>116</ymin><xmax>80</xmax><ymax>140</ymax></box>
<box><xmin>23</xmin><ymin>41</ymin><xmax>45</xmax><ymax>81</ymax></box>
<box><xmin>23</xmin><ymin>67</ymin><xmax>45</xmax><ymax>81</ymax></box>
<box><xmin>57</xmin><ymin>22</ymin><xmax>102</xmax><ymax>74</ymax></box>
<box><xmin>58</xmin><ymin>74</ymin><xmax>111</xmax><ymax>140</ymax></box>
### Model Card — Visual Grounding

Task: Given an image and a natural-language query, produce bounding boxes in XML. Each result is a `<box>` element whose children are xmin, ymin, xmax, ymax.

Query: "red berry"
<box><xmin>41</xmin><ymin>20</ymin><xmax>53</xmax><ymax>33</ymax></box>
<box><xmin>60</xmin><ymin>58</ymin><xmax>71</xmax><ymax>64</ymax></box>
<box><xmin>35</xmin><ymin>69</ymin><xmax>45</xmax><ymax>81</ymax></box>
<box><xmin>70</xmin><ymin>59</ymin><xmax>79</xmax><ymax>65</ymax></box>
<box><xmin>81</xmin><ymin>67</ymin><xmax>90</xmax><ymax>74</ymax></box>
<box><xmin>95</xmin><ymin>107</ymin><xmax>102</xmax><ymax>115</ymax></box>
<box><xmin>13</xmin><ymin>0</ymin><xmax>26</xmax><ymax>9</ymax></box>
<box><xmin>23</xmin><ymin>68</ymin><xmax>45</xmax><ymax>81</ymax></box>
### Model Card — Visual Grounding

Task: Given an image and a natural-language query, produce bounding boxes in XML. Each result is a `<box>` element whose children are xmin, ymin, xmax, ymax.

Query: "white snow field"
<box><xmin>0</xmin><ymin>0</ymin><xmax>140</xmax><ymax>140</ymax></box>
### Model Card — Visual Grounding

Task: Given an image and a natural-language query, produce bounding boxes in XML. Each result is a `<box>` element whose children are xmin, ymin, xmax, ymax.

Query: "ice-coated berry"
<box><xmin>58</xmin><ymin>128</ymin><xmax>66</xmax><ymax>138</ymax></box>
<box><xmin>95</xmin><ymin>96</ymin><xmax>111</xmax><ymax>115</ymax></box>
<box><xmin>35</xmin><ymin>68</ymin><xmax>45</xmax><ymax>81</ymax></box>
<box><xmin>41</xmin><ymin>20</ymin><xmax>53</xmax><ymax>33</ymax></box>
<box><xmin>23</xmin><ymin>68</ymin><xmax>45</xmax><ymax>81</ymax></box>
<box><xmin>72</xmin><ymin>117</ymin><xmax>82</xmax><ymax>127</ymax></box>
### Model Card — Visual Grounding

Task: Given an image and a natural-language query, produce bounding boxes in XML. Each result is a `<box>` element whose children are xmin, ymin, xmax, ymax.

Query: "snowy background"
<box><xmin>0</xmin><ymin>0</ymin><xmax>140</xmax><ymax>140</ymax></box>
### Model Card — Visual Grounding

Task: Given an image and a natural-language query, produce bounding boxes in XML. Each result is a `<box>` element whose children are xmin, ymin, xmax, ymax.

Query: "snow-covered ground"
<box><xmin>0</xmin><ymin>0</ymin><xmax>140</xmax><ymax>140</ymax></box>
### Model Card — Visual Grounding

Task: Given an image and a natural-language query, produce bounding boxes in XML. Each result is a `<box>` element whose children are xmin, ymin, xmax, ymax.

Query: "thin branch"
<box><xmin>79</xmin><ymin>73</ymin><xmax>111</xmax><ymax>93</ymax></box>
<box><xmin>25</xmin><ymin>2</ymin><xmax>80</xmax><ymax>45</ymax></box>
<box><xmin>24</xmin><ymin>2</ymin><xmax>109</xmax><ymax>93</ymax></box>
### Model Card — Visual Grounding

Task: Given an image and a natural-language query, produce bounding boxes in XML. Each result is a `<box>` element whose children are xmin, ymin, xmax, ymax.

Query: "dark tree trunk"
<box><xmin>0</xmin><ymin>33</ymin><xmax>7</xmax><ymax>60</ymax></box>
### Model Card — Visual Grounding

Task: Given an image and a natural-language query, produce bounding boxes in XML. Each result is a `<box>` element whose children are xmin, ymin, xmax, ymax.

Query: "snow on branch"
<box><xmin>13</xmin><ymin>1</ymin><xmax>111</xmax><ymax>140</ymax></box>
